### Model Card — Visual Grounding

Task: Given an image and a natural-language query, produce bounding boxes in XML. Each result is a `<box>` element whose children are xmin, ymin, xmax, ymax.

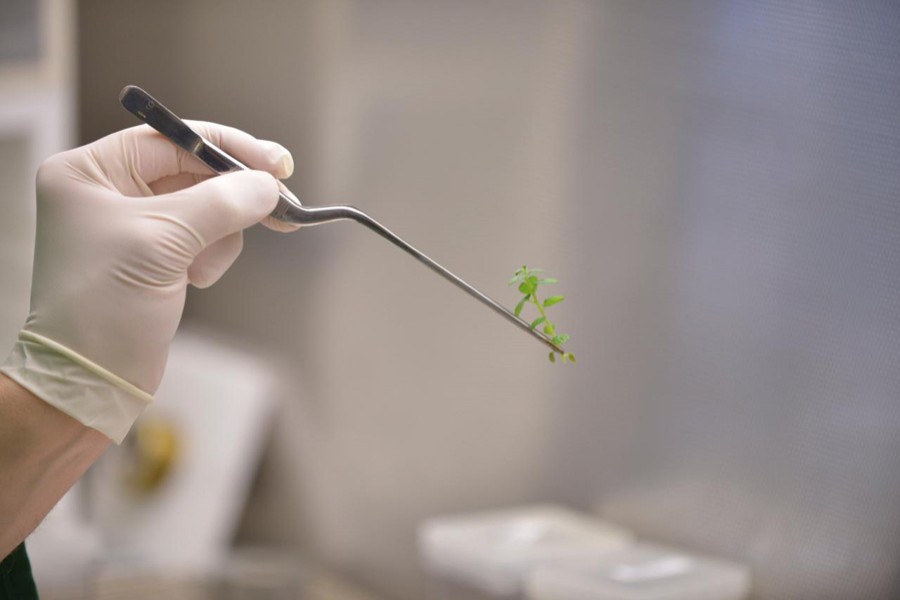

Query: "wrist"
<box><xmin>1</xmin><ymin>331</ymin><xmax>153</xmax><ymax>443</ymax></box>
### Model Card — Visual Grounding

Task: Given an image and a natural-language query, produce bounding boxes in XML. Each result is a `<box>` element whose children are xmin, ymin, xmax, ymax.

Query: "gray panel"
<box><xmin>0</xmin><ymin>0</ymin><xmax>41</xmax><ymax>61</ymax></box>
<box><xmin>587</xmin><ymin>2</ymin><xmax>900</xmax><ymax>598</ymax></box>
<box><xmin>0</xmin><ymin>135</ymin><xmax>33</xmax><ymax>354</ymax></box>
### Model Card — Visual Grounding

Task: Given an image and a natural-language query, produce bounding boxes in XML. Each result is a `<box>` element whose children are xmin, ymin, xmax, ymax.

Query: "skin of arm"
<box><xmin>0</xmin><ymin>373</ymin><xmax>109</xmax><ymax>560</ymax></box>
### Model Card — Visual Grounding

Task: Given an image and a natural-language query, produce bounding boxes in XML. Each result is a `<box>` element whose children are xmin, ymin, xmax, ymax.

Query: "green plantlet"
<box><xmin>508</xmin><ymin>265</ymin><xmax>575</xmax><ymax>364</ymax></box>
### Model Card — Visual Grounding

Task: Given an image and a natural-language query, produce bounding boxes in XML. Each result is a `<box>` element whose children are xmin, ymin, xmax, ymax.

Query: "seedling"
<box><xmin>508</xmin><ymin>265</ymin><xmax>576</xmax><ymax>364</ymax></box>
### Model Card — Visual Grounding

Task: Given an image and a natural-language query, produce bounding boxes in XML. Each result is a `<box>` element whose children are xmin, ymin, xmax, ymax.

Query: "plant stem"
<box><xmin>531</xmin><ymin>288</ymin><xmax>550</xmax><ymax>327</ymax></box>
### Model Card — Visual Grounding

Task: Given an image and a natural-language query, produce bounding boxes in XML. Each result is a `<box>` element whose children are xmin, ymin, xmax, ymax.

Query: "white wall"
<box><xmin>78</xmin><ymin>2</ymin><xmax>900</xmax><ymax>599</ymax></box>
<box><xmin>79</xmin><ymin>6</ymin><xmax>615</xmax><ymax>598</ymax></box>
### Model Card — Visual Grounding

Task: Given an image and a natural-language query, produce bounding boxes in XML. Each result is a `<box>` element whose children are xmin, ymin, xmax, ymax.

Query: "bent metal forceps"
<box><xmin>119</xmin><ymin>85</ymin><xmax>563</xmax><ymax>356</ymax></box>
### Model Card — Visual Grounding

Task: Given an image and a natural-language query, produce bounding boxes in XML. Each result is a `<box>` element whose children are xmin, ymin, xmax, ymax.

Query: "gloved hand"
<box><xmin>1</xmin><ymin>122</ymin><xmax>294</xmax><ymax>443</ymax></box>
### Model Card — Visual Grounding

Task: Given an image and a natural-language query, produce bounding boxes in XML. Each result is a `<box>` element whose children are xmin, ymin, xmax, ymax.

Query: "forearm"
<box><xmin>0</xmin><ymin>373</ymin><xmax>109</xmax><ymax>559</ymax></box>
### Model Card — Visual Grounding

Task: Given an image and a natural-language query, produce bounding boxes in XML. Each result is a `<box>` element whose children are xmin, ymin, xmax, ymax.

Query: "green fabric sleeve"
<box><xmin>0</xmin><ymin>543</ymin><xmax>39</xmax><ymax>600</ymax></box>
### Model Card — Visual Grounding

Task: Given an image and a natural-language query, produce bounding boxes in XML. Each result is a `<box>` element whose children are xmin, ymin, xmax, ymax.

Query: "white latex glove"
<box><xmin>1</xmin><ymin>122</ymin><xmax>294</xmax><ymax>443</ymax></box>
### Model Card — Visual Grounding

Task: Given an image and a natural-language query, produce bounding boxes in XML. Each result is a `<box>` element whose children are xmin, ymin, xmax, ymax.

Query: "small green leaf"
<box><xmin>561</xmin><ymin>353</ymin><xmax>569</xmax><ymax>363</ymax></box>
<box><xmin>514</xmin><ymin>298</ymin><xmax>528</xmax><ymax>317</ymax></box>
<box><xmin>543</xmin><ymin>295</ymin><xmax>565</xmax><ymax>307</ymax></box>
<box><xmin>518</xmin><ymin>281</ymin><xmax>535</xmax><ymax>295</ymax></box>
<box><xmin>549</xmin><ymin>352</ymin><xmax>556</xmax><ymax>363</ymax></box>
<box><xmin>544</xmin><ymin>323</ymin><xmax>556</xmax><ymax>335</ymax></box>
<box><xmin>539</xmin><ymin>278</ymin><xmax>558</xmax><ymax>284</ymax></box>
<box><xmin>566</xmin><ymin>353</ymin><xmax>576</xmax><ymax>363</ymax></box>
<box><xmin>530</xmin><ymin>316</ymin><xmax>546</xmax><ymax>330</ymax></box>
<box><xmin>508</xmin><ymin>274</ymin><xmax>523</xmax><ymax>285</ymax></box>
<box><xmin>552</xmin><ymin>334</ymin><xmax>571</xmax><ymax>345</ymax></box>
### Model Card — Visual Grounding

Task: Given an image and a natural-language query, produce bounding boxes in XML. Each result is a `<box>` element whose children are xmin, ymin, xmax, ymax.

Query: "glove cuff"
<box><xmin>1</xmin><ymin>331</ymin><xmax>153</xmax><ymax>444</ymax></box>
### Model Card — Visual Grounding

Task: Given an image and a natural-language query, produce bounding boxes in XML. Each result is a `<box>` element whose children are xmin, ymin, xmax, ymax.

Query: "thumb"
<box><xmin>160</xmin><ymin>170</ymin><xmax>279</xmax><ymax>247</ymax></box>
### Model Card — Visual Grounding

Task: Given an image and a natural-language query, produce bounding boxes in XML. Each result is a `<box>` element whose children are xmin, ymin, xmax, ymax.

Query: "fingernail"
<box><xmin>266</xmin><ymin>144</ymin><xmax>294</xmax><ymax>178</ymax></box>
<box><xmin>279</xmin><ymin>153</ymin><xmax>294</xmax><ymax>178</ymax></box>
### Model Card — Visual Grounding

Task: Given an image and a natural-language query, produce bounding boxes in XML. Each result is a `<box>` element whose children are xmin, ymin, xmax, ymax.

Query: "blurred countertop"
<box><xmin>42</xmin><ymin>566</ymin><xmax>384</xmax><ymax>600</ymax></box>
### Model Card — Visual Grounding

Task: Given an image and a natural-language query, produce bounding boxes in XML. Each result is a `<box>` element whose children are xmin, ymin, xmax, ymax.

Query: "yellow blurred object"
<box><xmin>124</xmin><ymin>417</ymin><xmax>181</xmax><ymax>495</ymax></box>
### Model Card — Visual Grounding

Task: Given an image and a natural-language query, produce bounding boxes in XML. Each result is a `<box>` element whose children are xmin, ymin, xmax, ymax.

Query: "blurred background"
<box><xmin>2</xmin><ymin>0</ymin><xmax>900</xmax><ymax>599</ymax></box>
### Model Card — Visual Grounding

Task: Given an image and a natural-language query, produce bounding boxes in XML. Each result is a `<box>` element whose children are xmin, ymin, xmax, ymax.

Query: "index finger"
<box><xmin>95</xmin><ymin>121</ymin><xmax>293</xmax><ymax>189</ymax></box>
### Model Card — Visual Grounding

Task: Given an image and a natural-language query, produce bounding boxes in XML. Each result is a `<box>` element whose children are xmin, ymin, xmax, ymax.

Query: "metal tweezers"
<box><xmin>119</xmin><ymin>85</ymin><xmax>563</xmax><ymax>355</ymax></box>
